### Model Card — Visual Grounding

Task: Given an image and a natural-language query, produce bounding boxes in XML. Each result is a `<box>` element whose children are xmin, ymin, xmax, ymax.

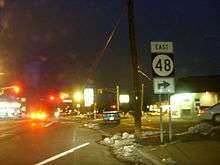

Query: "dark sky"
<box><xmin>0</xmin><ymin>0</ymin><xmax>219</xmax><ymax>91</ymax></box>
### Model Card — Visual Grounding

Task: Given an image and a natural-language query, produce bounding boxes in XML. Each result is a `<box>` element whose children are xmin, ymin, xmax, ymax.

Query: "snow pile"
<box><xmin>101</xmin><ymin>132</ymin><xmax>135</xmax><ymax>147</ymax></box>
<box><xmin>83</xmin><ymin>123</ymin><xmax>100</xmax><ymax>130</ymax></box>
<box><xmin>111</xmin><ymin>134</ymin><xmax>122</xmax><ymax>140</ymax></box>
<box><xmin>122</xmin><ymin>132</ymin><xmax>129</xmax><ymax>139</ymax></box>
<box><xmin>187</xmin><ymin>123</ymin><xmax>213</xmax><ymax>135</ymax></box>
<box><xmin>113</xmin><ymin>144</ymin><xmax>139</xmax><ymax>162</ymax></box>
<box><xmin>175</xmin><ymin>123</ymin><xmax>215</xmax><ymax>136</ymax></box>
<box><xmin>103</xmin><ymin>137</ymin><xmax>114</xmax><ymax>145</ymax></box>
<box><xmin>142</xmin><ymin>131</ymin><xmax>161</xmax><ymax>137</ymax></box>
<box><xmin>100</xmin><ymin>132</ymin><xmax>142</xmax><ymax>163</ymax></box>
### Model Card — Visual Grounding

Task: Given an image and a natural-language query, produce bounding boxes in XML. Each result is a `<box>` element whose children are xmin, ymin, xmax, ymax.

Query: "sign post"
<box><xmin>151</xmin><ymin>41</ymin><xmax>175</xmax><ymax>142</ymax></box>
<box><xmin>159</xmin><ymin>94</ymin><xmax>163</xmax><ymax>143</ymax></box>
<box><xmin>168</xmin><ymin>94</ymin><xmax>172</xmax><ymax>141</ymax></box>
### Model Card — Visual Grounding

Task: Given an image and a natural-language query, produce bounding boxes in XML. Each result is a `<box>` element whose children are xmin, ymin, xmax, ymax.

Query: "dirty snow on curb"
<box><xmin>84</xmin><ymin>123</ymin><xmax>182</xmax><ymax>164</ymax></box>
<box><xmin>142</xmin><ymin>131</ymin><xmax>161</xmax><ymax>137</ymax></box>
<box><xmin>176</xmin><ymin>123</ymin><xmax>220</xmax><ymax>136</ymax></box>
<box><xmin>100</xmin><ymin>132</ymin><xmax>143</xmax><ymax>163</ymax></box>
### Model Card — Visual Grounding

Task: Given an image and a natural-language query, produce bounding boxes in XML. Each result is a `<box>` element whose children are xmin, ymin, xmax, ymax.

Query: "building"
<box><xmin>170</xmin><ymin>75</ymin><xmax>220</xmax><ymax>118</ymax></box>
<box><xmin>0</xmin><ymin>95</ymin><xmax>21</xmax><ymax>118</ymax></box>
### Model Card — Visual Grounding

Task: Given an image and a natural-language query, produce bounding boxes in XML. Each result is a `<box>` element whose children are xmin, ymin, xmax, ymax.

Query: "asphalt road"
<box><xmin>0</xmin><ymin>119</ymin><xmax>125</xmax><ymax>165</ymax></box>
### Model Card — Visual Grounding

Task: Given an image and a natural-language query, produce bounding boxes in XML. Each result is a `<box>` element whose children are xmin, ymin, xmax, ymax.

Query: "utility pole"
<box><xmin>116</xmin><ymin>85</ymin><xmax>120</xmax><ymax>111</ymax></box>
<box><xmin>128</xmin><ymin>0</ymin><xmax>142</xmax><ymax>133</ymax></box>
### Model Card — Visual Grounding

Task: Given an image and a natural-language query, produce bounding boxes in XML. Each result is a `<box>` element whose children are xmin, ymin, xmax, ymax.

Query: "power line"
<box><xmin>86</xmin><ymin>4</ymin><xmax>126</xmax><ymax>85</ymax></box>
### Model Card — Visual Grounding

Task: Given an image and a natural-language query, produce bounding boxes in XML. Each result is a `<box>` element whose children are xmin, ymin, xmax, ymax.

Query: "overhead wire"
<box><xmin>85</xmin><ymin>4</ymin><xmax>126</xmax><ymax>86</ymax></box>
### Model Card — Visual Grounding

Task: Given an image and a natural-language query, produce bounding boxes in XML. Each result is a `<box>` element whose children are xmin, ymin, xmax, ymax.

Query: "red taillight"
<box><xmin>30</xmin><ymin>112</ymin><xmax>47</xmax><ymax>120</ymax></box>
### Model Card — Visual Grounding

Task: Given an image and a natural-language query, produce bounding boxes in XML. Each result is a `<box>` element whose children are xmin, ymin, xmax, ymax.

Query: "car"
<box><xmin>198</xmin><ymin>103</ymin><xmax>220</xmax><ymax>123</ymax></box>
<box><xmin>103</xmin><ymin>111</ymin><xmax>120</xmax><ymax>124</ymax></box>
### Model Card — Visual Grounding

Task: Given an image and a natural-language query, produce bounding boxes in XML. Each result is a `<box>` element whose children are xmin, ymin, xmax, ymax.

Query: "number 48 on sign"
<box><xmin>152</xmin><ymin>54</ymin><xmax>174</xmax><ymax>77</ymax></box>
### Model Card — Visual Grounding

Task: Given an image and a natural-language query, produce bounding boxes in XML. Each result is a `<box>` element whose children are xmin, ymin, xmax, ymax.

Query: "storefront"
<box><xmin>0</xmin><ymin>97</ymin><xmax>21</xmax><ymax>118</ymax></box>
<box><xmin>170</xmin><ymin>76</ymin><xmax>220</xmax><ymax>118</ymax></box>
<box><xmin>170</xmin><ymin>92</ymin><xmax>218</xmax><ymax>118</ymax></box>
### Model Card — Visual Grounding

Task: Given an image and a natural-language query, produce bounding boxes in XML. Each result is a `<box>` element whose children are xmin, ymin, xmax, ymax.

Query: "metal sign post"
<box><xmin>168</xmin><ymin>106</ymin><xmax>172</xmax><ymax>141</ymax></box>
<box><xmin>159</xmin><ymin>94</ymin><xmax>163</xmax><ymax>143</ymax></box>
<box><xmin>168</xmin><ymin>94</ymin><xmax>172</xmax><ymax>141</ymax></box>
<box><xmin>150</xmin><ymin>41</ymin><xmax>175</xmax><ymax>143</ymax></box>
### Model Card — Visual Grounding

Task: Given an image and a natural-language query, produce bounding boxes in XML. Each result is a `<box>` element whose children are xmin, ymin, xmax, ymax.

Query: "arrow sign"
<box><xmin>158</xmin><ymin>81</ymin><xmax>170</xmax><ymax>89</ymax></box>
<box><xmin>153</xmin><ymin>78</ymin><xmax>175</xmax><ymax>94</ymax></box>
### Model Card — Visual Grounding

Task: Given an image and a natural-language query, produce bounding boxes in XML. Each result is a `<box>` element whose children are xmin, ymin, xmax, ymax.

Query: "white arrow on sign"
<box><xmin>152</xmin><ymin>54</ymin><xmax>174</xmax><ymax>77</ymax></box>
<box><xmin>153</xmin><ymin>78</ymin><xmax>175</xmax><ymax>94</ymax></box>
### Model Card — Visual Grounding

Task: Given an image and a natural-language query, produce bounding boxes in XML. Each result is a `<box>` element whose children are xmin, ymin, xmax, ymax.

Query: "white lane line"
<box><xmin>44</xmin><ymin>121</ymin><xmax>55</xmax><ymax>128</ymax></box>
<box><xmin>35</xmin><ymin>142</ymin><xmax>90</xmax><ymax>165</ymax></box>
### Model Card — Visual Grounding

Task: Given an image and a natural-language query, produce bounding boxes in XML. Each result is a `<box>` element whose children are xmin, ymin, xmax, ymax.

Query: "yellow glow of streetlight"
<box><xmin>13</xmin><ymin>86</ymin><xmax>20</xmax><ymax>94</ymax></box>
<box><xmin>60</xmin><ymin>92</ymin><xmax>69</xmax><ymax>100</ymax></box>
<box><xmin>73</xmin><ymin>92</ymin><xmax>83</xmax><ymax>102</ymax></box>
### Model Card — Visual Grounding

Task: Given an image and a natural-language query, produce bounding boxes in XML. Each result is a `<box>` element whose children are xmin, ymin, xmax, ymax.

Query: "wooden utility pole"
<box><xmin>128</xmin><ymin>0</ymin><xmax>142</xmax><ymax>132</ymax></box>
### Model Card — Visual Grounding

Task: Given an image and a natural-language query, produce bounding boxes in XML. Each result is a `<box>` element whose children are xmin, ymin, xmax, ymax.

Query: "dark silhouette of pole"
<box><xmin>128</xmin><ymin>0</ymin><xmax>142</xmax><ymax>132</ymax></box>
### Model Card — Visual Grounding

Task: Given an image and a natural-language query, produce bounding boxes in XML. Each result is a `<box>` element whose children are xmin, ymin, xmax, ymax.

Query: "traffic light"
<box><xmin>73</xmin><ymin>92</ymin><xmax>83</xmax><ymax>102</ymax></box>
<box><xmin>60</xmin><ymin>92</ymin><xmax>69</xmax><ymax>100</ymax></box>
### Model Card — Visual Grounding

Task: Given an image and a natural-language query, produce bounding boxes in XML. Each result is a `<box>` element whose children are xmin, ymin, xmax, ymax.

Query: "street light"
<box><xmin>13</xmin><ymin>86</ymin><xmax>20</xmax><ymax>94</ymax></box>
<box><xmin>60</xmin><ymin>92</ymin><xmax>69</xmax><ymax>100</ymax></box>
<box><xmin>73</xmin><ymin>92</ymin><xmax>83</xmax><ymax>102</ymax></box>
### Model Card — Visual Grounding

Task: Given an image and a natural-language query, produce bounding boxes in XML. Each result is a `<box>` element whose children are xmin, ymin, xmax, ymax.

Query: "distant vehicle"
<box><xmin>29</xmin><ymin>111</ymin><xmax>48</xmax><ymax>121</ymax></box>
<box><xmin>198</xmin><ymin>103</ymin><xmax>220</xmax><ymax>123</ymax></box>
<box><xmin>59</xmin><ymin>105</ymin><xmax>78</xmax><ymax>116</ymax></box>
<box><xmin>28</xmin><ymin>109</ymin><xmax>59</xmax><ymax>121</ymax></box>
<box><xmin>60</xmin><ymin>108</ymin><xmax>78</xmax><ymax>116</ymax></box>
<box><xmin>27</xmin><ymin>100</ymin><xmax>59</xmax><ymax>121</ymax></box>
<box><xmin>103</xmin><ymin>111</ymin><xmax>120</xmax><ymax>124</ymax></box>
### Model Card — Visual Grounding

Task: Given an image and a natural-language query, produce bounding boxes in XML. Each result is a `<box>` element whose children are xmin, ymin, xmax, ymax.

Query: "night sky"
<box><xmin>0</xmin><ymin>0</ymin><xmax>219</xmax><ymax>91</ymax></box>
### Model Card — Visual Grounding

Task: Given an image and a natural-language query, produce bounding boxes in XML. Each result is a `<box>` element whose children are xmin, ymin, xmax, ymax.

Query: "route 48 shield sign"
<box><xmin>152</xmin><ymin>53</ymin><xmax>174</xmax><ymax>77</ymax></box>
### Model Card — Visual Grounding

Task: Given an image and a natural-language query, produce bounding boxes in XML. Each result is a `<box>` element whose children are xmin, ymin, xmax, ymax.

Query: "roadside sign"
<box><xmin>153</xmin><ymin>78</ymin><xmax>175</xmax><ymax>94</ymax></box>
<box><xmin>150</xmin><ymin>41</ymin><xmax>175</xmax><ymax>143</ymax></box>
<box><xmin>152</xmin><ymin>54</ymin><xmax>174</xmax><ymax>77</ymax></box>
<box><xmin>151</xmin><ymin>41</ymin><xmax>173</xmax><ymax>53</ymax></box>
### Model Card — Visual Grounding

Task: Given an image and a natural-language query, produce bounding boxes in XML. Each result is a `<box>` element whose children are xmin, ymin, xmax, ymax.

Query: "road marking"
<box><xmin>44</xmin><ymin>121</ymin><xmax>56</xmax><ymax>128</ymax></box>
<box><xmin>35</xmin><ymin>142</ymin><xmax>90</xmax><ymax>165</ymax></box>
